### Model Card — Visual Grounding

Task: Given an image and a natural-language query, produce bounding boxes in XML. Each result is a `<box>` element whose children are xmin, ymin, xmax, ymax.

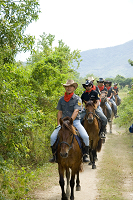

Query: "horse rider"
<box><xmin>104</xmin><ymin>80</ymin><xmax>119</xmax><ymax>118</ymax></box>
<box><xmin>97</xmin><ymin>78</ymin><xmax>112</xmax><ymax>122</ymax></box>
<box><xmin>87</xmin><ymin>76</ymin><xmax>100</xmax><ymax>94</ymax></box>
<box><xmin>49</xmin><ymin>80</ymin><xmax>89</xmax><ymax>163</ymax></box>
<box><xmin>88</xmin><ymin>77</ymin><xmax>108</xmax><ymax>117</ymax></box>
<box><xmin>113</xmin><ymin>83</ymin><xmax>121</xmax><ymax>105</ymax></box>
<box><xmin>81</xmin><ymin>80</ymin><xmax>107</xmax><ymax>139</ymax></box>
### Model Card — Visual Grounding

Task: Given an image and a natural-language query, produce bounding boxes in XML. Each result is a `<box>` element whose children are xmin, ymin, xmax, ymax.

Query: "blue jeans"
<box><xmin>50</xmin><ymin>120</ymin><xmax>89</xmax><ymax>146</ymax></box>
<box><xmin>109</xmin><ymin>98</ymin><xmax>117</xmax><ymax>114</ymax></box>
<box><xmin>116</xmin><ymin>95</ymin><xmax>121</xmax><ymax>105</ymax></box>
<box><xmin>105</xmin><ymin>101</ymin><xmax>112</xmax><ymax>118</ymax></box>
<box><xmin>95</xmin><ymin>107</ymin><xmax>107</xmax><ymax>126</ymax></box>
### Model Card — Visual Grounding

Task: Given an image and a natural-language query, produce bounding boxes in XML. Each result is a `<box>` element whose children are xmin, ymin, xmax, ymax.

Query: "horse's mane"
<box><xmin>61</xmin><ymin>117</ymin><xmax>75</xmax><ymax>135</ymax></box>
<box><xmin>85</xmin><ymin>100</ymin><xmax>93</xmax><ymax>106</ymax></box>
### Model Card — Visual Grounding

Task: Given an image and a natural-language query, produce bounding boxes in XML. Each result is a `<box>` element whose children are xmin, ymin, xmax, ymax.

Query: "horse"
<box><xmin>83</xmin><ymin>100</ymin><xmax>102</xmax><ymax>169</ymax></box>
<box><xmin>100</xmin><ymin>92</ymin><xmax>114</xmax><ymax>133</ymax></box>
<box><xmin>57</xmin><ymin>116</ymin><xmax>82</xmax><ymax>200</ymax></box>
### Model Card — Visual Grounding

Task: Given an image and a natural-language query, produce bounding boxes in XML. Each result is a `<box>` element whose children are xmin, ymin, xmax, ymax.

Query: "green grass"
<box><xmin>97</xmin><ymin>128</ymin><xmax>133</xmax><ymax>200</ymax></box>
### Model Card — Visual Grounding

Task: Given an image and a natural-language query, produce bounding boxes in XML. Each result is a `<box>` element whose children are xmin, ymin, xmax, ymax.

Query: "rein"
<box><xmin>86</xmin><ymin>111</ymin><xmax>96</xmax><ymax>120</ymax></box>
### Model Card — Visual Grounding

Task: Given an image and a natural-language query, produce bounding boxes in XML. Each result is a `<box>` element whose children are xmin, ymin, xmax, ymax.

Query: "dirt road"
<box><xmin>33</xmin><ymin>124</ymin><xmax>127</xmax><ymax>200</ymax></box>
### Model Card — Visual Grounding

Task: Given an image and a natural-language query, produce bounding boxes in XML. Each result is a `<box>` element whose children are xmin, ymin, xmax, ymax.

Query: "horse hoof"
<box><xmin>76</xmin><ymin>185</ymin><xmax>81</xmax><ymax>191</ymax></box>
<box><xmin>92</xmin><ymin>165</ymin><xmax>96</xmax><ymax>169</ymax></box>
<box><xmin>62</xmin><ymin>193</ymin><xmax>68</xmax><ymax>200</ymax></box>
<box><xmin>88</xmin><ymin>161</ymin><xmax>92</xmax><ymax>165</ymax></box>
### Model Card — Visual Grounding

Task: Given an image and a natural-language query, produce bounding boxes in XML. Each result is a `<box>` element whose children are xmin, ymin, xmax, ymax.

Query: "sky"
<box><xmin>16</xmin><ymin>0</ymin><xmax>133</xmax><ymax>61</ymax></box>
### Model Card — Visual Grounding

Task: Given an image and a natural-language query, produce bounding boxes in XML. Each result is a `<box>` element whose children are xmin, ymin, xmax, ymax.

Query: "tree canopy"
<box><xmin>0</xmin><ymin>0</ymin><xmax>40</xmax><ymax>65</ymax></box>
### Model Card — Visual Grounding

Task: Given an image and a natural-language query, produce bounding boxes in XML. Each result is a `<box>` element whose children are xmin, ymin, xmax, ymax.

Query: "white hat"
<box><xmin>87</xmin><ymin>76</ymin><xmax>95</xmax><ymax>81</ymax></box>
<box><xmin>63</xmin><ymin>80</ymin><xmax>78</xmax><ymax>90</ymax></box>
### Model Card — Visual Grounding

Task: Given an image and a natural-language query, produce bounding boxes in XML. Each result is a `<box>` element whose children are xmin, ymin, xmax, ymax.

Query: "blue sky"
<box><xmin>16</xmin><ymin>0</ymin><xmax>133</xmax><ymax>61</ymax></box>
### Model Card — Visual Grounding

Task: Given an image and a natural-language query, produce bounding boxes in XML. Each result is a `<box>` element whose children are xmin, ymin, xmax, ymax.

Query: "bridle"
<box><xmin>59</xmin><ymin>132</ymin><xmax>74</xmax><ymax>152</ymax></box>
<box><xmin>85</xmin><ymin>109</ymin><xmax>96</xmax><ymax>123</ymax></box>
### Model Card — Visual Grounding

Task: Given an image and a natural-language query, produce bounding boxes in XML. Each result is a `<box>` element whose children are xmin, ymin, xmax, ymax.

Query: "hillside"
<box><xmin>77</xmin><ymin>40</ymin><xmax>133</xmax><ymax>78</ymax></box>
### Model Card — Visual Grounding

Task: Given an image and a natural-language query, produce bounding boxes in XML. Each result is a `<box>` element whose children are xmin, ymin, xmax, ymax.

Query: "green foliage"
<box><xmin>105</xmin><ymin>75</ymin><xmax>133</xmax><ymax>88</ymax></box>
<box><xmin>128</xmin><ymin>59</ymin><xmax>133</xmax><ymax>66</ymax></box>
<box><xmin>116</xmin><ymin>89</ymin><xmax>133</xmax><ymax>127</ymax></box>
<box><xmin>0</xmin><ymin>0</ymin><xmax>40</xmax><ymax>65</ymax></box>
<box><xmin>0</xmin><ymin>32</ymin><xmax>82</xmax><ymax>199</ymax></box>
<box><xmin>0</xmin><ymin>157</ymin><xmax>36</xmax><ymax>199</ymax></box>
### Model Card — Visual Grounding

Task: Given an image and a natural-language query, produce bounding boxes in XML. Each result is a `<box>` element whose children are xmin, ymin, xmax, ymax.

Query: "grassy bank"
<box><xmin>97</xmin><ymin>125</ymin><xmax>133</xmax><ymax>200</ymax></box>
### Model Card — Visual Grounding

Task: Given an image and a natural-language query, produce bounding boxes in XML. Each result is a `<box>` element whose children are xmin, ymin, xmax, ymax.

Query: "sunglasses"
<box><xmin>86</xmin><ymin>84</ymin><xmax>92</xmax><ymax>87</ymax></box>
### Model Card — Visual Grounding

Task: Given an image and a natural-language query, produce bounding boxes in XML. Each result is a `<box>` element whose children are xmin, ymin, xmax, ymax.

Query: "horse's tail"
<box><xmin>97</xmin><ymin>138</ymin><xmax>102</xmax><ymax>152</ymax></box>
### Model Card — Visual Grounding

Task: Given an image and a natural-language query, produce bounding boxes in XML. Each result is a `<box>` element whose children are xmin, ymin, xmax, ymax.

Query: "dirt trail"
<box><xmin>33</xmin><ymin>124</ymin><xmax>127</xmax><ymax>200</ymax></box>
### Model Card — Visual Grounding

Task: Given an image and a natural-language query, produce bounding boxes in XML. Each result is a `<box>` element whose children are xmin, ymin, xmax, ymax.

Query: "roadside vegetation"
<box><xmin>0</xmin><ymin>1</ymin><xmax>133</xmax><ymax>199</ymax></box>
<box><xmin>97</xmin><ymin>126</ymin><xmax>133</xmax><ymax>200</ymax></box>
<box><xmin>97</xmin><ymin>89</ymin><xmax>133</xmax><ymax>199</ymax></box>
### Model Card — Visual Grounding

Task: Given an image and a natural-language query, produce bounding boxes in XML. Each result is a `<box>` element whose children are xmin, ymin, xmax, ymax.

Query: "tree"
<box><xmin>0</xmin><ymin>0</ymin><xmax>40</xmax><ymax>65</ymax></box>
<box><xmin>128</xmin><ymin>59</ymin><xmax>133</xmax><ymax>66</ymax></box>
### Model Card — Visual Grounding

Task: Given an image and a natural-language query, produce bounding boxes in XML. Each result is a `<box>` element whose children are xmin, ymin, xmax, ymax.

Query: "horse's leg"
<box><xmin>108</xmin><ymin>115</ymin><xmax>112</xmax><ymax>133</ymax></box>
<box><xmin>88</xmin><ymin>147</ymin><xmax>92</xmax><ymax>165</ymax></box>
<box><xmin>92</xmin><ymin>149</ymin><xmax>96</xmax><ymax>169</ymax></box>
<box><xmin>66</xmin><ymin>168</ymin><xmax>70</xmax><ymax>198</ymax></box>
<box><xmin>59</xmin><ymin>165</ymin><xmax>68</xmax><ymax>200</ymax></box>
<box><xmin>70</xmin><ymin>171</ymin><xmax>75</xmax><ymax>200</ymax></box>
<box><xmin>110</xmin><ymin>121</ymin><xmax>112</xmax><ymax>133</ymax></box>
<box><xmin>76</xmin><ymin>170</ymin><xmax>81</xmax><ymax>191</ymax></box>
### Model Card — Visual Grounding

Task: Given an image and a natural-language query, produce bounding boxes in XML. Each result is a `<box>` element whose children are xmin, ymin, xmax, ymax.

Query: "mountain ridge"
<box><xmin>77</xmin><ymin>40</ymin><xmax>133</xmax><ymax>78</ymax></box>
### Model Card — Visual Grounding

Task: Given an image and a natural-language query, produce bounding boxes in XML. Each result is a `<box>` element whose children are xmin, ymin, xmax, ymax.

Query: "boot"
<box><xmin>99</xmin><ymin>125</ymin><xmax>106</xmax><ymax>139</ymax></box>
<box><xmin>115</xmin><ymin>114</ymin><xmax>119</xmax><ymax>118</ymax></box>
<box><xmin>83</xmin><ymin>146</ymin><xmax>89</xmax><ymax>162</ymax></box>
<box><xmin>49</xmin><ymin>146</ymin><xmax>57</xmax><ymax>163</ymax></box>
<box><xmin>108</xmin><ymin>118</ymin><xmax>111</xmax><ymax>122</ymax></box>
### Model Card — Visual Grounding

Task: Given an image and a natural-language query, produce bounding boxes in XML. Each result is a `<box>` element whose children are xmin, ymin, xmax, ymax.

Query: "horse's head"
<box><xmin>85</xmin><ymin>100</ymin><xmax>97</xmax><ymax>124</ymax></box>
<box><xmin>58</xmin><ymin>117</ymin><xmax>75</xmax><ymax>158</ymax></box>
<box><xmin>100</xmin><ymin>91</ymin><xmax>107</xmax><ymax>103</ymax></box>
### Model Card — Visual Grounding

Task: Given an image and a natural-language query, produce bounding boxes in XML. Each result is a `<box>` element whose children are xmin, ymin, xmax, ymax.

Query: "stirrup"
<box><xmin>100</xmin><ymin>132</ymin><xmax>106</xmax><ymax>139</ymax></box>
<box><xmin>83</xmin><ymin>155</ymin><xmax>89</xmax><ymax>163</ymax></box>
<box><xmin>49</xmin><ymin>155</ymin><xmax>56</xmax><ymax>163</ymax></box>
<box><xmin>108</xmin><ymin>118</ymin><xmax>111</xmax><ymax>122</ymax></box>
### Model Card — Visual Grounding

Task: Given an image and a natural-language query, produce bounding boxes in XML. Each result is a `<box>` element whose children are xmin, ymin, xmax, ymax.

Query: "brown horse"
<box><xmin>83</xmin><ymin>100</ymin><xmax>102</xmax><ymax>169</ymax></box>
<box><xmin>100</xmin><ymin>92</ymin><xmax>114</xmax><ymax>133</ymax></box>
<box><xmin>57</xmin><ymin>116</ymin><xmax>82</xmax><ymax>200</ymax></box>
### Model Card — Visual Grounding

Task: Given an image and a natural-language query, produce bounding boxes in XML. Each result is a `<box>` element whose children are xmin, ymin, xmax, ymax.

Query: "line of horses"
<box><xmin>54</xmin><ymin>95</ymin><xmax>119</xmax><ymax>200</ymax></box>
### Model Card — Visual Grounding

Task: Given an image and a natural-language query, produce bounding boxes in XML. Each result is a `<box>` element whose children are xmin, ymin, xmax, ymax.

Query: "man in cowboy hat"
<box><xmin>113</xmin><ymin>83</ymin><xmax>121</xmax><ymax>106</ymax></box>
<box><xmin>49</xmin><ymin>80</ymin><xmax>89</xmax><ymax>163</ymax></box>
<box><xmin>87</xmin><ymin>76</ymin><xmax>100</xmax><ymax>94</ymax></box>
<box><xmin>81</xmin><ymin>80</ymin><xmax>107</xmax><ymax>139</ymax></box>
<box><xmin>97</xmin><ymin>78</ymin><xmax>112</xmax><ymax>122</ymax></box>
<box><xmin>104</xmin><ymin>80</ymin><xmax>119</xmax><ymax>118</ymax></box>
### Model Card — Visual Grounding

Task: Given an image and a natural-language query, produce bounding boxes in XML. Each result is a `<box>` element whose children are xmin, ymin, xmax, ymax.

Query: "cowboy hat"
<box><xmin>97</xmin><ymin>78</ymin><xmax>105</xmax><ymax>83</ymax></box>
<box><xmin>104</xmin><ymin>80</ymin><xmax>112</xmax><ymax>86</ymax></box>
<box><xmin>114</xmin><ymin>83</ymin><xmax>118</xmax><ymax>86</ymax></box>
<box><xmin>82</xmin><ymin>80</ymin><xmax>93</xmax><ymax>89</ymax></box>
<box><xmin>87</xmin><ymin>76</ymin><xmax>95</xmax><ymax>81</ymax></box>
<box><xmin>63</xmin><ymin>80</ymin><xmax>78</xmax><ymax>90</ymax></box>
